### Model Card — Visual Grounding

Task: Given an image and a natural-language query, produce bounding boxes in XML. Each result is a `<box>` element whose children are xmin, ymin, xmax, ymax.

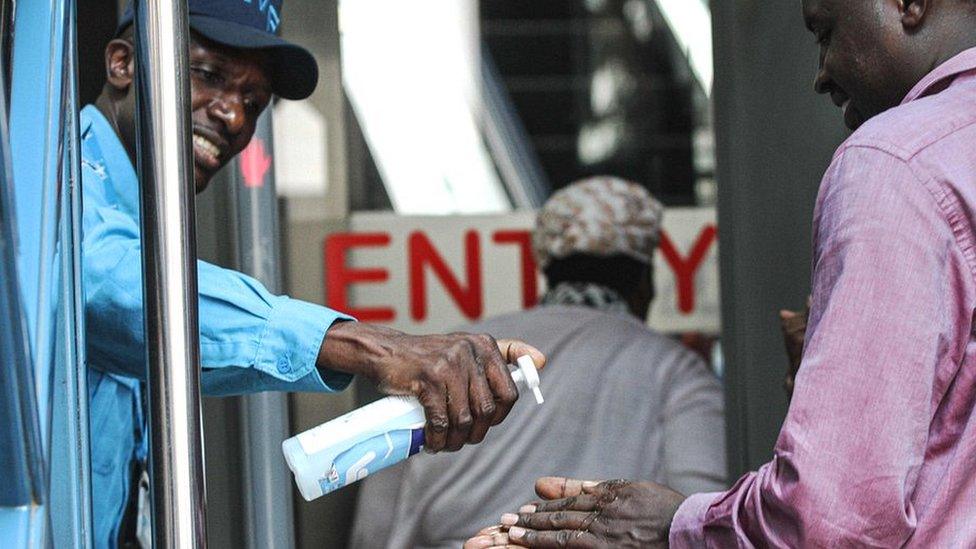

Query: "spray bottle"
<box><xmin>282</xmin><ymin>355</ymin><xmax>544</xmax><ymax>501</ymax></box>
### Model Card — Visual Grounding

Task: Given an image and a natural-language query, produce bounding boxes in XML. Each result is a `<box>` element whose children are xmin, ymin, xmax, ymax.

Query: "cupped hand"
<box><xmin>319</xmin><ymin>322</ymin><xmax>546</xmax><ymax>452</ymax></box>
<box><xmin>487</xmin><ymin>476</ymin><xmax>685</xmax><ymax>548</ymax></box>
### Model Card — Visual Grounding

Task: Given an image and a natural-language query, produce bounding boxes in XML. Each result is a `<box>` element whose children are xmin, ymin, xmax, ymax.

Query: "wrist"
<box><xmin>316</xmin><ymin>321</ymin><xmax>396</xmax><ymax>382</ymax></box>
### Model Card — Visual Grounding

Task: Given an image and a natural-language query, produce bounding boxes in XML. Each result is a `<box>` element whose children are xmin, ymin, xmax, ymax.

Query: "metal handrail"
<box><xmin>132</xmin><ymin>0</ymin><xmax>207</xmax><ymax>546</ymax></box>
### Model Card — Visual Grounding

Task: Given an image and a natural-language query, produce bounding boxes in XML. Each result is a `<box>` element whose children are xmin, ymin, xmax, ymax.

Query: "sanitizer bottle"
<box><xmin>282</xmin><ymin>355</ymin><xmax>544</xmax><ymax>501</ymax></box>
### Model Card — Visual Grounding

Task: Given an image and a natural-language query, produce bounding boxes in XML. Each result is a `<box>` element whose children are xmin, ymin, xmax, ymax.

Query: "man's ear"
<box><xmin>104</xmin><ymin>39</ymin><xmax>135</xmax><ymax>91</ymax></box>
<box><xmin>900</xmin><ymin>0</ymin><xmax>928</xmax><ymax>30</ymax></box>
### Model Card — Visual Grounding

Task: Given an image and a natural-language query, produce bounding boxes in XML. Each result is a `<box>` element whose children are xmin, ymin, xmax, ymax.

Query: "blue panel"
<box><xmin>6</xmin><ymin>0</ymin><xmax>92</xmax><ymax>547</ymax></box>
<box><xmin>0</xmin><ymin>15</ymin><xmax>46</xmax><ymax>544</ymax></box>
<box><xmin>0</xmin><ymin>506</ymin><xmax>46</xmax><ymax>547</ymax></box>
<box><xmin>0</xmin><ymin>161</ymin><xmax>36</xmax><ymax>506</ymax></box>
<box><xmin>10</xmin><ymin>0</ymin><xmax>64</xmax><ymax>454</ymax></box>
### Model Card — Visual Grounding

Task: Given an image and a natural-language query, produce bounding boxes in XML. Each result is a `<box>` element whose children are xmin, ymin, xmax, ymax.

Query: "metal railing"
<box><xmin>132</xmin><ymin>0</ymin><xmax>208</xmax><ymax>546</ymax></box>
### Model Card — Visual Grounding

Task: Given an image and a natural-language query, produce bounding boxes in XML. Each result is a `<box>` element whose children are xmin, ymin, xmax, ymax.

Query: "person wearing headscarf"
<box><xmin>348</xmin><ymin>176</ymin><xmax>726</xmax><ymax>549</ymax></box>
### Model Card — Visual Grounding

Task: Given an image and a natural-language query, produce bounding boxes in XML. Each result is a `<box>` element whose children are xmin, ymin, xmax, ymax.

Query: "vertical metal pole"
<box><xmin>229</xmin><ymin>110</ymin><xmax>296</xmax><ymax>549</ymax></box>
<box><xmin>133</xmin><ymin>0</ymin><xmax>207</xmax><ymax>547</ymax></box>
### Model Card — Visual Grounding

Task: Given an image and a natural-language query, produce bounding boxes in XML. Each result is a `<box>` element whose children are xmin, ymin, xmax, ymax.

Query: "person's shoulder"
<box><xmin>818</xmin><ymin>89</ymin><xmax>976</xmax><ymax>220</ymax></box>
<box><xmin>538</xmin><ymin>306</ymin><xmax>692</xmax><ymax>353</ymax></box>
<box><xmin>839</xmin><ymin>86</ymin><xmax>976</xmax><ymax>163</ymax></box>
<box><xmin>458</xmin><ymin>306</ymin><xmax>689</xmax><ymax>354</ymax></box>
<box><xmin>457</xmin><ymin>306</ymin><xmax>652</xmax><ymax>339</ymax></box>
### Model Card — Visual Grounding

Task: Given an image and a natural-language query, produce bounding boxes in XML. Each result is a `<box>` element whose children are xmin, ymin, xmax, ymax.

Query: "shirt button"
<box><xmin>276</xmin><ymin>357</ymin><xmax>291</xmax><ymax>374</ymax></box>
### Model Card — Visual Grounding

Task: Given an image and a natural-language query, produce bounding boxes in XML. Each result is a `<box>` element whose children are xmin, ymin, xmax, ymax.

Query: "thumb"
<box><xmin>534</xmin><ymin>476</ymin><xmax>601</xmax><ymax>500</ymax></box>
<box><xmin>496</xmin><ymin>339</ymin><xmax>547</xmax><ymax>371</ymax></box>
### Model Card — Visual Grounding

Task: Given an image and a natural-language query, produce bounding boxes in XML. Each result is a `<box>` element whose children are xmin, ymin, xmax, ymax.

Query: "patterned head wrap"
<box><xmin>533</xmin><ymin>176</ymin><xmax>663</xmax><ymax>269</ymax></box>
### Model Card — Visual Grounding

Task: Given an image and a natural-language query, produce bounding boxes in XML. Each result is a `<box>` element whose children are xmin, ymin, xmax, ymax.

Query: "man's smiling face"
<box><xmin>187</xmin><ymin>33</ymin><xmax>272</xmax><ymax>192</ymax></box>
<box><xmin>802</xmin><ymin>0</ymin><xmax>916</xmax><ymax>130</ymax></box>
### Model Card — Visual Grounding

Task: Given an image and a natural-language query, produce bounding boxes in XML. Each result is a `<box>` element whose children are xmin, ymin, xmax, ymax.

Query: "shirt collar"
<box><xmin>902</xmin><ymin>46</ymin><xmax>976</xmax><ymax>105</ymax></box>
<box><xmin>80</xmin><ymin>104</ymin><xmax>140</xmax><ymax>219</ymax></box>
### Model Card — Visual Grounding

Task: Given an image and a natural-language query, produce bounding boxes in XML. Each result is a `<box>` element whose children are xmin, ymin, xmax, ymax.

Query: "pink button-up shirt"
<box><xmin>671</xmin><ymin>48</ymin><xmax>976</xmax><ymax>548</ymax></box>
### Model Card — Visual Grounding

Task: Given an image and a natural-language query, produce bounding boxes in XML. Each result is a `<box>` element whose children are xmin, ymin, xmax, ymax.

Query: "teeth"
<box><xmin>193</xmin><ymin>134</ymin><xmax>220</xmax><ymax>159</ymax></box>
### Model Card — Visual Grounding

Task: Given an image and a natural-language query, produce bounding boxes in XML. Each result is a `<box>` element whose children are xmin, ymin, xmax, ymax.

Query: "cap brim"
<box><xmin>188</xmin><ymin>15</ymin><xmax>318</xmax><ymax>100</ymax></box>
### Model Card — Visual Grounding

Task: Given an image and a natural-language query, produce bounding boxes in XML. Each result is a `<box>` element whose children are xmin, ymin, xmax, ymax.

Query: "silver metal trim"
<box><xmin>132</xmin><ymin>0</ymin><xmax>207</xmax><ymax>546</ymax></box>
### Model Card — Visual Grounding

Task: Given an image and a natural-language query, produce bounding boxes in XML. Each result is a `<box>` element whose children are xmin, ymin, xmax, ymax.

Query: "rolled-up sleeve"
<box><xmin>671</xmin><ymin>146</ymin><xmax>974</xmax><ymax>547</ymax></box>
<box><xmin>83</xmin><ymin>178</ymin><xmax>354</xmax><ymax>396</ymax></box>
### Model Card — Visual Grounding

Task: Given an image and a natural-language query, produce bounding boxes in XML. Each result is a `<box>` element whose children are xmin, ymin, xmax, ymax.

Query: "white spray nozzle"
<box><xmin>512</xmin><ymin>355</ymin><xmax>544</xmax><ymax>404</ymax></box>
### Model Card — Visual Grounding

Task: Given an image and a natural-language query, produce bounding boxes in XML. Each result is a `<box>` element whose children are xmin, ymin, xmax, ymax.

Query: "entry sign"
<box><xmin>324</xmin><ymin>208</ymin><xmax>720</xmax><ymax>334</ymax></box>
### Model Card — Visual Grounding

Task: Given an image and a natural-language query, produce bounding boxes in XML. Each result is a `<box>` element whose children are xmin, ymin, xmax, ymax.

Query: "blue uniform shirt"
<box><xmin>80</xmin><ymin>105</ymin><xmax>353</xmax><ymax>547</ymax></box>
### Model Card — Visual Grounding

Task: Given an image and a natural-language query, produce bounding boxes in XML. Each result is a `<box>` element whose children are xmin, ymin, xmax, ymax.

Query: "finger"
<box><xmin>466</xmin><ymin>335</ymin><xmax>502</xmax><ymax>443</ymax></box>
<box><xmin>465</xmin><ymin>535</ymin><xmax>521</xmax><ymax>549</ymax></box>
<box><xmin>508</xmin><ymin>526</ymin><xmax>601</xmax><ymax>548</ymax></box>
<box><xmin>463</xmin><ymin>536</ymin><xmax>495</xmax><ymax>549</ymax></box>
<box><xmin>465</xmin><ymin>527</ymin><xmax>526</xmax><ymax>549</ymax></box>
<box><xmin>444</xmin><ymin>359</ymin><xmax>474</xmax><ymax>451</ymax></box>
<box><xmin>531</xmin><ymin>494</ymin><xmax>603</xmax><ymax>513</ymax></box>
<box><xmin>467</xmin><ymin>366</ymin><xmax>496</xmax><ymax>444</ymax></box>
<box><xmin>482</xmin><ymin>336</ymin><xmax>519</xmax><ymax>426</ymax></box>
<box><xmin>535</xmin><ymin>477</ymin><xmax>601</xmax><ymax>500</ymax></box>
<box><xmin>496</xmin><ymin>339</ymin><xmax>547</xmax><ymax>370</ymax></box>
<box><xmin>504</xmin><ymin>511</ymin><xmax>595</xmax><ymax>532</ymax></box>
<box><xmin>418</xmin><ymin>384</ymin><xmax>449</xmax><ymax>453</ymax></box>
<box><xmin>779</xmin><ymin>309</ymin><xmax>797</xmax><ymax>320</ymax></box>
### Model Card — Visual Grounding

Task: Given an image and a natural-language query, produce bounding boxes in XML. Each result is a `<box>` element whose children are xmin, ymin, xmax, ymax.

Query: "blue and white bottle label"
<box><xmin>319</xmin><ymin>427</ymin><xmax>425</xmax><ymax>494</ymax></box>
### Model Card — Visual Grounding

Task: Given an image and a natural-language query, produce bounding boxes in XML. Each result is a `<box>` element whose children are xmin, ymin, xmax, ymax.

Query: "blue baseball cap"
<box><xmin>118</xmin><ymin>0</ymin><xmax>318</xmax><ymax>100</ymax></box>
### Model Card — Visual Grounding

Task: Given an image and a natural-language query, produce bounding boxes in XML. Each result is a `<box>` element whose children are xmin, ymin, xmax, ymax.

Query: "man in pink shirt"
<box><xmin>465</xmin><ymin>0</ymin><xmax>976</xmax><ymax>547</ymax></box>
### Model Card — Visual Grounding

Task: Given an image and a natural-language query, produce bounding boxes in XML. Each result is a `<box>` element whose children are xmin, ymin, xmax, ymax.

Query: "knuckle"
<box><xmin>475</xmin><ymin>333</ymin><xmax>497</xmax><ymax>351</ymax></box>
<box><xmin>455</xmin><ymin>413</ymin><xmax>473</xmax><ymax>430</ymax></box>
<box><xmin>448</xmin><ymin>341</ymin><xmax>474</xmax><ymax>365</ymax></box>
<box><xmin>555</xmin><ymin>530</ymin><xmax>573</xmax><ymax>546</ymax></box>
<box><xmin>428</xmin><ymin>415</ymin><xmax>449</xmax><ymax>432</ymax></box>
<box><xmin>479</xmin><ymin>399</ymin><xmax>496</xmax><ymax>417</ymax></box>
<box><xmin>428</xmin><ymin>359</ymin><xmax>452</xmax><ymax>381</ymax></box>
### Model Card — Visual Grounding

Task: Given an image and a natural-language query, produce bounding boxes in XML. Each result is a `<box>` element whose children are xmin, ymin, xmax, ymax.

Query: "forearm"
<box><xmin>315</xmin><ymin>320</ymin><xmax>394</xmax><ymax>383</ymax></box>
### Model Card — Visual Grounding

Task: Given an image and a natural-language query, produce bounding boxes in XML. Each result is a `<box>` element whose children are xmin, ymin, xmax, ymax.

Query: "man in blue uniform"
<box><xmin>82</xmin><ymin>1</ymin><xmax>544</xmax><ymax>546</ymax></box>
